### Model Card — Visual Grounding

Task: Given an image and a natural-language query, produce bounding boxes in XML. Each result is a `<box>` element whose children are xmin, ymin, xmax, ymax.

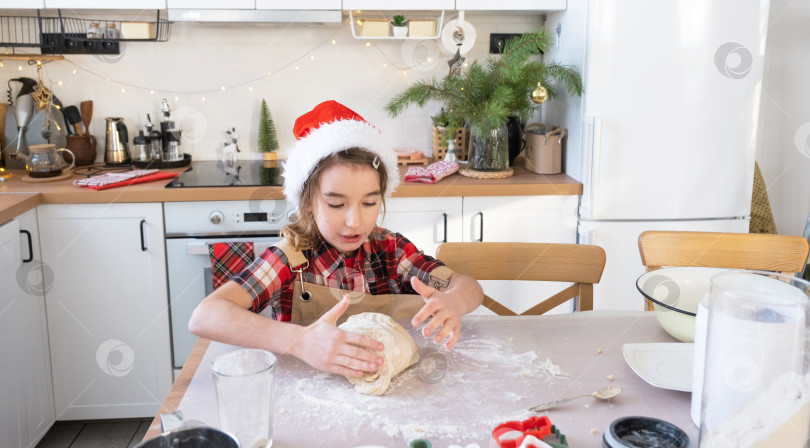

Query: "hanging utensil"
<box><xmin>13</xmin><ymin>93</ymin><xmax>34</xmax><ymax>154</ymax></box>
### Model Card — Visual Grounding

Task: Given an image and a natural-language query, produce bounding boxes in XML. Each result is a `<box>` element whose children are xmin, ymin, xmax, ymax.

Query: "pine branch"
<box><xmin>543</xmin><ymin>62</ymin><xmax>584</xmax><ymax>96</ymax></box>
<box><xmin>384</xmin><ymin>29</ymin><xmax>583</xmax><ymax>134</ymax></box>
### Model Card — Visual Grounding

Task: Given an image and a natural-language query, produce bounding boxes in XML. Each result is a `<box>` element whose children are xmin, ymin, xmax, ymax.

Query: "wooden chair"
<box><xmin>638</xmin><ymin>230</ymin><xmax>810</xmax><ymax>310</ymax></box>
<box><xmin>435</xmin><ymin>242</ymin><xmax>607</xmax><ymax>316</ymax></box>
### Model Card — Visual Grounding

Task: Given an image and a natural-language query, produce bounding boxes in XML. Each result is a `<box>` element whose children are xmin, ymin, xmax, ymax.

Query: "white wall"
<box><xmin>1</xmin><ymin>10</ymin><xmax>543</xmax><ymax>162</ymax></box>
<box><xmin>757</xmin><ymin>0</ymin><xmax>810</xmax><ymax>237</ymax></box>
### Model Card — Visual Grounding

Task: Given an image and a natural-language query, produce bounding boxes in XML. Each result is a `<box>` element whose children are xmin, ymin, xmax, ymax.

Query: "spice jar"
<box><xmin>104</xmin><ymin>23</ymin><xmax>119</xmax><ymax>39</ymax></box>
<box><xmin>86</xmin><ymin>22</ymin><xmax>101</xmax><ymax>39</ymax></box>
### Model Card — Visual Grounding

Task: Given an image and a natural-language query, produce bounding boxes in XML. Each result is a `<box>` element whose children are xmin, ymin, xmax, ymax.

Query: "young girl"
<box><xmin>189</xmin><ymin>100</ymin><xmax>483</xmax><ymax>379</ymax></box>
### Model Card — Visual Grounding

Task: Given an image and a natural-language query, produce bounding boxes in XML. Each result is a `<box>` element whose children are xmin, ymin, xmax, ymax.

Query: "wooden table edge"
<box><xmin>144</xmin><ymin>337</ymin><xmax>211</xmax><ymax>441</ymax></box>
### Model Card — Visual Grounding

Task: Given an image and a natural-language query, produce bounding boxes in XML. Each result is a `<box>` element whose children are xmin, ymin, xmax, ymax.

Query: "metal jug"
<box><xmin>105</xmin><ymin>117</ymin><xmax>131</xmax><ymax>165</ymax></box>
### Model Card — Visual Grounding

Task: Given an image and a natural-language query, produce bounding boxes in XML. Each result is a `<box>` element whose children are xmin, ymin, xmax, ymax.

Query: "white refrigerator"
<box><xmin>544</xmin><ymin>0</ymin><xmax>771</xmax><ymax>309</ymax></box>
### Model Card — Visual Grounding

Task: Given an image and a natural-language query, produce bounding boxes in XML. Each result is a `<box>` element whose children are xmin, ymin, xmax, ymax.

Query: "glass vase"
<box><xmin>469</xmin><ymin>123</ymin><xmax>509</xmax><ymax>171</ymax></box>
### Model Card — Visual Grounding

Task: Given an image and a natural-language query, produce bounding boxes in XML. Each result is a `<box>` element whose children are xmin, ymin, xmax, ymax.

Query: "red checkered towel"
<box><xmin>404</xmin><ymin>161</ymin><xmax>459</xmax><ymax>184</ymax></box>
<box><xmin>209</xmin><ymin>242</ymin><xmax>255</xmax><ymax>289</ymax></box>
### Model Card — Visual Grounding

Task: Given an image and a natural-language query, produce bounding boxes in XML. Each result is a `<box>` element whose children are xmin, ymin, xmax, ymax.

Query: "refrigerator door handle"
<box><xmin>580</xmin><ymin>116</ymin><xmax>603</xmax><ymax>220</ymax></box>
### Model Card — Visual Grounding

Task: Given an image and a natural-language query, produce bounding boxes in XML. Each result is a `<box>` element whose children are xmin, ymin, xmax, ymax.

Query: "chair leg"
<box><xmin>577</xmin><ymin>284</ymin><xmax>593</xmax><ymax>311</ymax></box>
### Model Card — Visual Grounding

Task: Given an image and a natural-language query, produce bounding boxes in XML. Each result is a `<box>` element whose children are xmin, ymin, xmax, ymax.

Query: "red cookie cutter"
<box><xmin>492</xmin><ymin>415</ymin><xmax>552</xmax><ymax>448</ymax></box>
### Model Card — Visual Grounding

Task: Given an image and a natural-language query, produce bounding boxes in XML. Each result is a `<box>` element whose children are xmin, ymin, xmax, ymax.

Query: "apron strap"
<box><xmin>272</xmin><ymin>239</ymin><xmax>308</xmax><ymax>269</ymax></box>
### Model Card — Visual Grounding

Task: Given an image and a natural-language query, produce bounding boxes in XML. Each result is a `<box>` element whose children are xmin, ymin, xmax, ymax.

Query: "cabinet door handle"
<box><xmin>476</xmin><ymin>212</ymin><xmax>484</xmax><ymax>242</ymax></box>
<box><xmin>19</xmin><ymin>230</ymin><xmax>33</xmax><ymax>263</ymax></box>
<box><xmin>140</xmin><ymin>219</ymin><xmax>147</xmax><ymax>251</ymax></box>
<box><xmin>441</xmin><ymin>213</ymin><xmax>448</xmax><ymax>243</ymax></box>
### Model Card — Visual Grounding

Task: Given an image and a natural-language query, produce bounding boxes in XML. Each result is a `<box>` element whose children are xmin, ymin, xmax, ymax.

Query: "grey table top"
<box><xmin>176</xmin><ymin>310</ymin><xmax>697</xmax><ymax>447</ymax></box>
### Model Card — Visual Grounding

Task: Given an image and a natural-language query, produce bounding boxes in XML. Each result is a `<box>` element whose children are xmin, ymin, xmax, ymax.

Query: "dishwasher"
<box><xmin>164</xmin><ymin>200</ymin><xmax>292</xmax><ymax>377</ymax></box>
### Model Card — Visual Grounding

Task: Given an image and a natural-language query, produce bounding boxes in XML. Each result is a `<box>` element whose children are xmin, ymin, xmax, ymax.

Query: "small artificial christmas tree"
<box><xmin>258</xmin><ymin>99</ymin><xmax>280</xmax><ymax>161</ymax></box>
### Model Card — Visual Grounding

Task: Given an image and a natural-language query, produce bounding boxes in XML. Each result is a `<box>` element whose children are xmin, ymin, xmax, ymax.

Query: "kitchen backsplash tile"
<box><xmin>1</xmin><ymin>12</ymin><xmax>543</xmax><ymax>162</ymax></box>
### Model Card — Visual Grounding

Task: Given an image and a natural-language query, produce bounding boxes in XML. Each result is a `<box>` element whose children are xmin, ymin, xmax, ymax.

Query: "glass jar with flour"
<box><xmin>698</xmin><ymin>271</ymin><xmax>810</xmax><ymax>448</ymax></box>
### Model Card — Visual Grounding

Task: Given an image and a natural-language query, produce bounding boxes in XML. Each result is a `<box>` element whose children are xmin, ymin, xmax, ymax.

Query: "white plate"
<box><xmin>622</xmin><ymin>343</ymin><xmax>694</xmax><ymax>392</ymax></box>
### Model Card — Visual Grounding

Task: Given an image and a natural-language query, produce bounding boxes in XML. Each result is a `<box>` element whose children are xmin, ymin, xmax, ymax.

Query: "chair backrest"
<box><xmin>638</xmin><ymin>230</ymin><xmax>810</xmax><ymax>310</ymax></box>
<box><xmin>435</xmin><ymin>242</ymin><xmax>607</xmax><ymax>316</ymax></box>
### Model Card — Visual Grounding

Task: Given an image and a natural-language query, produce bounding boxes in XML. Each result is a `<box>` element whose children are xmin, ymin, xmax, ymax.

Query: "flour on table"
<box><xmin>701</xmin><ymin>371</ymin><xmax>810</xmax><ymax>448</ymax></box>
<box><xmin>273</xmin><ymin>329</ymin><xmax>566</xmax><ymax>445</ymax></box>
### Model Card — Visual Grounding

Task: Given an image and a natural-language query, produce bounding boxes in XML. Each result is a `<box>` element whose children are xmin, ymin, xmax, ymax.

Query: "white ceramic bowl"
<box><xmin>636</xmin><ymin>267</ymin><xmax>731</xmax><ymax>342</ymax></box>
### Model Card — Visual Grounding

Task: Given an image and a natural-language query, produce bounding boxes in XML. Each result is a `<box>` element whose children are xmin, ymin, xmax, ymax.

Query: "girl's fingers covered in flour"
<box><xmin>410</xmin><ymin>276</ymin><xmax>463</xmax><ymax>350</ymax></box>
<box><xmin>295</xmin><ymin>295</ymin><xmax>385</xmax><ymax>376</ymax></box>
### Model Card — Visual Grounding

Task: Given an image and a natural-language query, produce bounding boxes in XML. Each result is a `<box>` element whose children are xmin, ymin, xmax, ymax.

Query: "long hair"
<box><xmin>282</xmin><ymin>147</ymin><xmax>389</xmax><ymax>250</ymax></box>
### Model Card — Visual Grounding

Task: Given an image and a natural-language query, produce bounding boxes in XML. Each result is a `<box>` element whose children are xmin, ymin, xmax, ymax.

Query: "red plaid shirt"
<box><xmin>233</xmin><ymin>227</ymin><xmax>445</xmax><ymax>321</ymax></box>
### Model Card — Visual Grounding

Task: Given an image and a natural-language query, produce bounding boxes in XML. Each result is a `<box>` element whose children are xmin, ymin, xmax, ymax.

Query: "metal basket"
<box><xmin>0</xmin><ymin>10</ymin><xmax>171</xmax><ymax>50</ymax></box>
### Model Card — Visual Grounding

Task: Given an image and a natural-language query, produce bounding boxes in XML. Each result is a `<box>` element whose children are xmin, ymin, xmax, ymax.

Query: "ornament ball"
<box><xmin>531</xmin><ymin>82</ymin><xmax>548</xmax><ymax>104</ymax></box>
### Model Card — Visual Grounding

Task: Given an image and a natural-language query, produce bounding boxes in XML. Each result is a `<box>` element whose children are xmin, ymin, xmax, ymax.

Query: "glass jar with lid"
<box><xmin>86</xmin><ymin>22</ymin><xmax>101</xmax><ymax>39</ymax></box>
<box><xmin>104</xmin><ymin>23</ymin><xmax>119</xmax><ymax>39</ymax></box>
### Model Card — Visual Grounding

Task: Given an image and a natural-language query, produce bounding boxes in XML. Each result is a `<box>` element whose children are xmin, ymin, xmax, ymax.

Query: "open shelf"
<box><xmin>349</xmin><ymin>10</ymin><xmax>445</xmax><ymax>40</ymax></box>
<box><xmin>0</xmin><ymin>54</ymin><xmax>64</xmax><ymax>62</ymax></box>
<box><xmin>0</xmin><ymin>10</ymin><xmax>171</xmax><ymax>54</ymax></box>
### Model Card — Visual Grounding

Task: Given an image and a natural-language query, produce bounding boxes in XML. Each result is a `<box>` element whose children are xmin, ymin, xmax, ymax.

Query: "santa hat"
<box><xmin>282</xmin><ymin>100</ymin><xmax>399</xmax><ymax>210</ymax></box>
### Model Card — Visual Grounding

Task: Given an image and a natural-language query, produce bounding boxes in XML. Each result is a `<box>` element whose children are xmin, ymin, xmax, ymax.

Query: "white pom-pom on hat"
<box><xmin>282</xmin><ymin>100</ymin><xmax>400</xmax><ymax>210</ymax></box>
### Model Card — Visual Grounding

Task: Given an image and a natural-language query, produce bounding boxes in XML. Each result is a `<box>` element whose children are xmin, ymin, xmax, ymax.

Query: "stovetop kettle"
<box><xmin>105</xmin><ymin>117</ymin><xmax>131</xmax><ymax>165</ymax></box>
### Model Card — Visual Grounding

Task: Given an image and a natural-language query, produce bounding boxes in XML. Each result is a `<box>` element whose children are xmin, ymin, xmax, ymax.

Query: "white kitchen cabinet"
<box><xmin>455</xmin><ymin>0</ymin><xmax>566</xmax><ymax>10</ymax></box>
<box><xmin>4</xmin><ymin>0</ymin><xmax>45</xmax><ymax>7</ymax></box>
<box><xmin>381</xmin><ymin>197</ymin><xmax>463</xmax><ymax>257</ymax></box>
<box><xmin>343</xmin><ymin>0</ymin><xmax>454</xmax><ymax>10</ymax></box>
<box><xmin>38</xmin><ymin>203</ymin><xmax>172</xmax><ymax>420</ymax></box>
<box><xmin>461</xmin><ymin>195</ymin><xmax>579</xmax><ymax>315</ymax></box>
<box><xmin>45</xmin><ymin>0</ymin><xmax>166</xmax><ymax>8</ymax></box>
<box><xmin>383</xmin><ymin>195</ymin><xmax>578</xmax><ymax>314</ymax></box>
<box><xmin>384</xmin><ymin>195</ymin><xmax>578</xmax><ymax>254</ymax></box>
<box><xmin>257</xmin><ymin>0</ymin><xmax>340</xmax><ymax>9</ymax></box>
<box><xmin>0</xmin><ymin>218</ymin><xmax>26</xmax><ymax>448</ymax></box>
<box><xmin>167</xmin><ymin>0</ymin><xmax>254</xmax><ymax>8</ymax></box>
<box><xmin>462</xmin><ymin>195</ymin><xmax>578</xmax><ymax>244</ymax></box>
<box><xmin>16</xmin><ymin>209</ymin><xmax>55</xmax><ymax>446</ymax></box>
<box><xmin>0</xmin><ymin>209</ymin><xmax>55</xmax><ymax>448</ymax></box>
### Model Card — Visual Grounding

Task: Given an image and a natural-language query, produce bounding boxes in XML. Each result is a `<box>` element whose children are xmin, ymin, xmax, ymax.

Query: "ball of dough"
<box><xmin>337</xmin><ymin>312</ymin><xmax>419</xmax><ymax>395</ymax></box>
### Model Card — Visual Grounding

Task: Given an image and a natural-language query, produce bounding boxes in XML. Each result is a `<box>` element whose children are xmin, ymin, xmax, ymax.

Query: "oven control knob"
<box><xmin>209</xmin><ymin>211</ymin><xmax>225</xmax><ymax>225</ymax></box>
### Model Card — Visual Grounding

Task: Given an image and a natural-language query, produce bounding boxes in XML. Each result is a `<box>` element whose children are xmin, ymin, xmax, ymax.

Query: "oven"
<box><xmin>164</xmin><ymin>199</ymin><xmax>292</xmax><ymax>376</ymax></box>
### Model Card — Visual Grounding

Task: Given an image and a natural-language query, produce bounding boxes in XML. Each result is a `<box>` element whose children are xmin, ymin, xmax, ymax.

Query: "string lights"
<box><xmin>5</xmin><ymin>24</ymin><xmax>426</xmax><ymax>100</ymax></box>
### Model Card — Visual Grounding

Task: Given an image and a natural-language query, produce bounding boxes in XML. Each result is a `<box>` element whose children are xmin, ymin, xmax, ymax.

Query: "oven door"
<box><xmin>166</xmin><ymin>236</ymin><xmax>280</xmax><ymax>373</ymax></box>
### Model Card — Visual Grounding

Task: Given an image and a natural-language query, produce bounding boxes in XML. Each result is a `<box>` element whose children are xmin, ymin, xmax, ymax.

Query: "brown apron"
<box><xmin>273</xmin><ymin>240</ymin><xmax>453</xmax><ymax>324</ymax></box>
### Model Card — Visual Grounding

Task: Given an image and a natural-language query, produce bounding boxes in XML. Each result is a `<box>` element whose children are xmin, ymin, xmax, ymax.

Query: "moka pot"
<box><xmin>105</xmin><ymin>117</ymin><xmax>131</xmax><ymax>165</ymax></box>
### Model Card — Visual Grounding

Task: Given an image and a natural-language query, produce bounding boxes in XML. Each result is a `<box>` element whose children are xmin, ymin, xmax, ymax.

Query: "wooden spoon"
<box><xmin>80</xmin><ymin>100</ymin><xmax>96</xmax><ymax>157</ymax></box>
<box><xmin>80</xmin><ymin>100</ymin><xmax>93</xmax><ymax>136</ymax></box>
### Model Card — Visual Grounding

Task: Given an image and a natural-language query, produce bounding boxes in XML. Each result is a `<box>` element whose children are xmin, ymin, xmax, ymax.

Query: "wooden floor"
<box><xmin>35</xmin><ymin>419</ymin><xmax>151</xmax><ymax>448</ymax></box>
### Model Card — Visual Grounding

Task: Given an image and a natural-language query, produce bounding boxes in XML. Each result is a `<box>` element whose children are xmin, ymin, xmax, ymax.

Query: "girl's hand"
<box><xmin>410</xmin><ymin>276</ymin><xmax>464</xmax><ymax>350</ymax></box>
<box><xmin>293</xmin><ymin>295</ymin><xmax>385</xmax><ymax>377</ymax></box>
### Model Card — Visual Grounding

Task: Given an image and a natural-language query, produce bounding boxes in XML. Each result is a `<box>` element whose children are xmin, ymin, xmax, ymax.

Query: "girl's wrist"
<box><xmin>278</xmin><ymin>323</ymin><xmax>306</xmax><ymax>358</ymax></box>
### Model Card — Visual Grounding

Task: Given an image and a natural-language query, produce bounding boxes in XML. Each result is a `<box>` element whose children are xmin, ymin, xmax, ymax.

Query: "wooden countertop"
<box><xmin>0</xmin><ymin>192</ymin><xmax>41</xmax><ymax>226</ymax></box>
<box><xmin>144</xmin><ymin>338</ymin><xmax>210</xmax><ymax>440</ymax></box>
<box><xmin>0</xmin><ymin>160</ymin><xmax>581</xmax><ymax>224</ymax></box>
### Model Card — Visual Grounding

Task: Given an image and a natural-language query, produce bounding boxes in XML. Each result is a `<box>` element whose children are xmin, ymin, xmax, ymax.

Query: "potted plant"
<box><xmin>385</xmin><ymin>29</ymin><xmax>583</xmax><ymax>172</ymax></box>
<box><xmin>258</xmin><ymin>99</ymin><xmax>279</xmax><ymax>164</ymax></box>
<box><xmin>391</xmin><ymin>15</ymin><xmax>409</xmax><ymax>38</ymax></box>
